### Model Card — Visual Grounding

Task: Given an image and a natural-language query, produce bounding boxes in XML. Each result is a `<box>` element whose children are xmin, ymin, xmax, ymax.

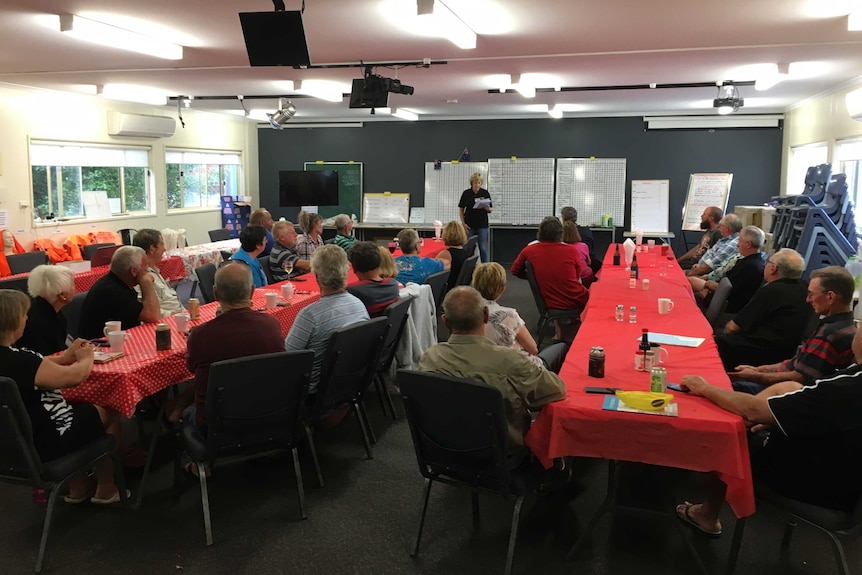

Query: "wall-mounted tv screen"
<box><xmin>279</xmin><ymin>170</ymin><xmax>339</xmax><ymax>206</ymax></box>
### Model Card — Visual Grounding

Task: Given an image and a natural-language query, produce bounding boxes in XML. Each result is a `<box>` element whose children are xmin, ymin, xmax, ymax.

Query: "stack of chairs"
<box><xmin>770</xmin><ymin>164</ymin><xmax>831</xmax><ymax>250</ymax></box>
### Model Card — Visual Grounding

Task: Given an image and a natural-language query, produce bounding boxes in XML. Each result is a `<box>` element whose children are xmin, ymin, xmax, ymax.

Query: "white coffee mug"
<box><xmin>108</xmin><ymin>330</ymin><xmax>127</xmax><ymax>354</ymax></box>
<box><xmin>103</xmin><ymin>321</ymin><xmax>122</xmax><ymax>337</ymax></box>
<box><xmin>281</xmin><ymin>283</ymin><xmax>295</xmax><ymax>300</ymax></box>
<box><xmin>265</xmin><ymin>291</ymin><xmax>278</xmax><ymax>310</ymax></box>
<box><xmin>175</xmin><ymin>313</ymin><xmax>190</xmax><ymax>333</ymax></box>
<box><xmin>649</xmin><ymin>343</ymin><xmax>669</xmax><ymax>364</ymax></box>
<box><xmin>634</xmin><ymin>350</ymin><xmax>656</xmax><ymax>371</ymax></box>
<box><xmin>647</xmin><ymin>239</ymin><xmax>656</xmax><ymax>248</ymax></box>
<box><xmin>658</xmin><ymin>298</ymin><xmax>675</xmax><ymax>314</ymax></box>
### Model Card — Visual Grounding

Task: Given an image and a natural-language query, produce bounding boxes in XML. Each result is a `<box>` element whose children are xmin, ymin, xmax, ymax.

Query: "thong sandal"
<box><xmin>90</xmin><ymin>489</ymin><xmax>131</xmax><ymax>505</ymax></box>
<box><xmin>63</xmin><ymin>494</ymin><xmax>90</xmax><ymax>504</ymax></box>
<box><xmin>183</xmin><ymin>461</ymin><xmax>212</xmax><ymax>479</ymax></box>
<box><xmin>675</xmin><ymin>501</ymin><xmax>722</xmax><ymax>537</ymax></box>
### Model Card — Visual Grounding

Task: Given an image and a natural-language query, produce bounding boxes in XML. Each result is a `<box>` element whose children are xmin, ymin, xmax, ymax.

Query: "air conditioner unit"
<box><xmin>108</xmin><ymin>112</ymin><xmax>176</xmax><ymax>138</ymax></box>
<box><xmin>847</xmin><ymin>88</ymin><xmax>862</xmax><ymax>122</ymax></box>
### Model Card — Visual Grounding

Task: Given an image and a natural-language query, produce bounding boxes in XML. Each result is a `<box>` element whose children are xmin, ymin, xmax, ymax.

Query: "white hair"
<box><xmin>334</xmin><ymin>214</ymin><xmax>351</xmax><ymax>232</ymax></box>
<box><xmin>110</xmin><ymin>245</ymin><xmax>146</xmax><ymax>276</ymax></box>
<box><xmin>27</xmin><ymin>265</ymin><xmax>74</xmax><ymax>299</ymax></box>
<box><xmin>311</xmin><ymin>244</ymin><xmax>349</xmax><ymax>290</ymax></box>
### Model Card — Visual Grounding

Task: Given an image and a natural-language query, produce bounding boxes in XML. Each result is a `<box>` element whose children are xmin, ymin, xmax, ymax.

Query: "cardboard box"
<box><xmin>734</xmin><ymin>205</ymin><xmax>776</xmax><ymax>232</ymax></box>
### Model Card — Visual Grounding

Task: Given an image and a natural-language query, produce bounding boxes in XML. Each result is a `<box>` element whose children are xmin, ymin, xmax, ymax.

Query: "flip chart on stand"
<box><xmin>630</xmin><ymin>179</ymin><xmax>670</xmax><ymax>235</ymax></box>
<box><xmin>681</xmin><ymin>173</ymin><xmax>732</xmax><ymax>231</ymax></box>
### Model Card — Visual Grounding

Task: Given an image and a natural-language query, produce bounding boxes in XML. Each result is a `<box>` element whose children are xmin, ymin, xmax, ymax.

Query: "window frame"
<box><xmin>787</xmin><ymin>142</ymin><xmax>829</xmax><ymax>196</ymax></box>
<box><xmin>835</xmin><ymin>137</ymin><xmax>862</xmax><ymax>234</ymax></box>
<box><xmin>165</xmin><ymin>148</ymin><xmax>242</xmax><ymax>212</ymax></box>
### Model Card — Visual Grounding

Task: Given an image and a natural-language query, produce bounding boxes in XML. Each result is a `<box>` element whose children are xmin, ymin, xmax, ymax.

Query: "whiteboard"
<box><xmin>682</xmin><ymin>173</ymin><xmax>732</xmax><ymax>231</ymax></box>
<box><xmin>362</xmin><ymin>193</ymin><xmax>410</xmax><ymax>224</ymax></box>
<box><xmin>630</xmin><ymin>180</ymin><xmax>670</xmax><ymax>234</ymax></box>
<box><xmin>423</xmin><ymin>161</ymin><xmax>489</xmax><ymax>224</ymax></box>
<box><xmin>487</xmin><ymin>158</ymin><xmax>555</xmax><ymax>225</ymax></box>
<box><xmin>556</xmin><ymin>158</ymin><xmax>626</xmax><ymax>226</ymax></box>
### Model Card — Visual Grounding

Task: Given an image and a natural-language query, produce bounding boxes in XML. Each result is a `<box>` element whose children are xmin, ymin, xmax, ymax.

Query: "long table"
<box><xmin>525</xmin><ymin>245</ymin><xmax>755</xmax><ymax>518</ymax></box>
<box><xmin>3</xmin><ymin>256</ymin><xmax>186</xmax><ymax>293</ymax></box>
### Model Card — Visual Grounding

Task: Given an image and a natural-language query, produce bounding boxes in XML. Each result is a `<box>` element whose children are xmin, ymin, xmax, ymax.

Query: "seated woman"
<box><xmin>16</xmin><ymin>265</ymin><xmax>75</xmax><ymax>355</ymax></box>
<box><xmin>377</xmin><ymin>246</ymin><xmax>401</xmax><ymax>283</ymax></box>
<box><xmin>435</xmin><ymin>221</ymin><xmax>470</xmax><ymax>292</ymax></box>
<box><xmin>347</xmin><ymin>241</ymin><xmax>400</xmax><ymax>317</ymax></box>
<box><xmin>0</xmin><ymin>289</ymin><xmax>125</xmax><ymax>503</ymax></box>
<box><xmin>394</xmin><ymin>228</ymin><xmax>450</xmax><ymax>285</ymax></box>
<box><xmin>296</xmin><ymin>211</ymin><xmax>325</xmax><ymax>262</ymax></box>
<box><xmin>562</xmin><ymin>221</ymin><xmax>596</xmax><ymax>286</ymax></box>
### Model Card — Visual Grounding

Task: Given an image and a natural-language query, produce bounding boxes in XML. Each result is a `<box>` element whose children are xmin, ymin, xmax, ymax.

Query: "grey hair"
<box><xmin>311</xmin><ymin>244</ymin><xmax>349</xmax><ymax>290</ymax></box>
<box><xmin>396</xmin><ymin>228</ymin><xmax>420</xmax><ymax>254</ymax></box>
<box><xmin>110</xmin><ymin>245</ymin><xmax>146</xmax><ymax>276</ymax></box>
<box><xmin>334</xmin><ymin>214</ymin><xmax>351</xmax><ymax>232</ymax></box>
<box><xmin>721</xmin><ymin>213</ymin><xmax>743</xmax><ymax>234</ymax></box>
<box><xmin>772</xmin><ymin>248</ymin><xmax>805</xmax><ymax>279</ymax></box>
<box><xmin>27</xmin><ymin>264</ymin><xmax>74</xmax><ymax>299</ymax></box>
<box><xmin>740</xmin><ymin>226</ymin><xmax>764</xmax><ymax>250</ymax></box>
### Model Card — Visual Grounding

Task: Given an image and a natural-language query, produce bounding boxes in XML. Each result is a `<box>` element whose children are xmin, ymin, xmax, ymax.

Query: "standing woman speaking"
<box><xmin>458</xmin><ymin>172</ymin><xmax>492</xmax><ymax>263</ymax></box>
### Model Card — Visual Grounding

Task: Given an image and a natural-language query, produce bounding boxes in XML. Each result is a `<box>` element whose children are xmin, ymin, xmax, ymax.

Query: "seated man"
<box><xmin>269</xmin><ymin>220</ymin><xmax>310</xmax><ymax>282</ymax></box>
<box><xmin>173</xmin><ymin>261</ymin><xmax>285</xmax><ymax>427</ymax></box>
<box><xmin>78</xmin><ymin>246</ymin><xmax>160</xmax><ymax>339</ymax></box>
<box><xmin>677</xmin><ymin>206</ymin><xmax>723</xmax><ymax>269</ymax></box>
<box><xmin>332</xmin><ymin>214</ymin><xmax>357</xmax><ymax>252</ymax></box>
<box><xmin>675</xmin><ymin>325</ymin><xmax>862</xmax><ymax>535</ymax></box>
<box><xmin>690</xmin><ymin>225</ymin><xmax>766</xmax><ymax>314</ymax></box>
<box><xmin>394</xmin><ymin>228</ymin><xmax>449</xmax><ymax>285</ymax></box>
<box><xmin>230</xmin><ymin>225</ymin><xmax>268</xmax><ymax>287</ymax></box>
<box><xmin>347</xmin><ymin>241</ymin><xmax>400</xmax><ymax>317</ymax></box>
<box><xmin>729</xmin><ymin>265</ymin><xmax>856</xmax><ymax>394</ymax></box>
<box><xmin>418</xmin><ymin>286</ymin><xmax>566</xmax><ymax>457</ymax></box>
<box><xmin>132</xmin><ymin>229</ymin><xmax>185</xmax><ymax>317</ymax></box>
<box><xmin>284</xmin><ymin>245</ymin><xmax>370</xmax><ymax>393</ymax></box>
<box><xmin>685</xmin><ymin>214</ymin><xmax>742</xmax><ymax>277</ymax></box>
<box><xmin>716</xmin><ymin>248</ymin><xmax>812</xmax><ymax>370</ymax></box>
<box><xmin>249</xmin><ymin>208</ymin><xmax>275</xmax><ymax>256</ymax></box>
<box><xmin>560</xmin><ymin>206</ymin><xmax>594</xmax><ymax>253</ymax></box>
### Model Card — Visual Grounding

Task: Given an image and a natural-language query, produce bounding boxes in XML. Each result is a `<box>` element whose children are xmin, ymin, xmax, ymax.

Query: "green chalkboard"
<box><xmin>303</xmin><ymin>161</ymin><xmax>363</xmax><ymax>220</ymax></box>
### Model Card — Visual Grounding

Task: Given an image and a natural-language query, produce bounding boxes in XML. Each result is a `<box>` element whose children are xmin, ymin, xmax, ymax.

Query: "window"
<box><xmin>30</xmin><ymin>142</ymin><xmax>151</xmax><ymax>220</ymax></box>
<box><xmin>835</xmin><ymin>138</ymin><xmax>862</xmax><ymax>233</ymax></box>
<box><xmin>165</xmin><ymin>150</ymin><xmax>241</xmax><ymax>210</ymax></box>
<box><xmin>787</xmin><ymin>143</ymin><xmax>828</xmax><ymax>195</ymax></box>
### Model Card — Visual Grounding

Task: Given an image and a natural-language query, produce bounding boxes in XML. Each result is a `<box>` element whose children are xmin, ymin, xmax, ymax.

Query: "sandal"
<box><xmin>64</xmin><ymin>494</ymin><xmax>90</xmax><ymax>504</ymax></box>
<box><xmin>675</xmin><ymin>501</ymin><xmax>722</xmax><ymax>537</ymax></box>
<box><xmin>183</xmin><ymin>461</ymin><xmax>212</xmax><ymax>478</ymax></box>
<box><xmin>90</xmin><ymin>489</ymin><xmax>131</xmax><ymax>505</ymax></box>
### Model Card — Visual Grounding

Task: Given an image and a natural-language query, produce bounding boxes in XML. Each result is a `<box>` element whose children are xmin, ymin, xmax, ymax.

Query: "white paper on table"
<box><xmin>638</xmin><ymin>333</ymin><xmax>705</xmax><ymax>348</ymax></box>
<box><xmin>301</xmin><ymin>205</ymin><xmax>318</xmax><ymax>214</ymax></box>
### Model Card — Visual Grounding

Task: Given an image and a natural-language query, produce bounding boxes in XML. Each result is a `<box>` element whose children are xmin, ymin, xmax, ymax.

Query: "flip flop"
<box><xmin>183</xmin><ymin>461</ymin><xmax>212</xmax><ymax>479</ymax></box>
<box><xmin>63</xmin><ymin>494</ymin><xmax>90</xmax><ymax>504</ymax></box>
<box><xmin>90</xmin><ymin>489</ymin><xmax>131</xmax><ymax>505</ymax></box>
<box><xmin>675</xmin><ymin>502</ymin><xmax>722</xmax><ymax>537</ymax></box>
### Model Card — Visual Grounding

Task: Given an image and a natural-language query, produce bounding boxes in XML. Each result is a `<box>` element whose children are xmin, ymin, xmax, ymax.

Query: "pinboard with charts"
<box><xmin>422</xmin><ymin>161</ymin><xmax>489</xmax><ymax>225</ymax></box>
<box><xmin>555</xmin><ymin>158</ymin><xmax>627</xmax><ymax>226</ymax></box>
<box><xmin>681</xmin><ymin>173</ymin><xmax>732</xmax><ymax>231</ymax></box>
<box><xmin>486</xmin><ymin>157</ymin><xmax>555</xmax><ymax>225</ymax></box>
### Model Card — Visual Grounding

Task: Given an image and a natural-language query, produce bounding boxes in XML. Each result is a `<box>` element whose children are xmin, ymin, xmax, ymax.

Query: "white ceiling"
<box><xmin>1</xmin><ymin>0</ymin><xmax>862</xmax><ymax>123</ymax></box>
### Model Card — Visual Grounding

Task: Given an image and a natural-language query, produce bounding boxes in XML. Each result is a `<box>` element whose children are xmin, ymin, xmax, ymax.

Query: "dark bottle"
<box><xmin>612</xmin><ymin>244</ymin><xmax>620</xmax><ymax>266</ymax></box>
<box><xmin>639</xmin><ymin>328</ymin><xmax>651</xmax><ymax>359</ymax></box>
<box><xmin>630</xmin><ymin>254</ymin><xmax>639</xmax><ymax>279</ymax></box>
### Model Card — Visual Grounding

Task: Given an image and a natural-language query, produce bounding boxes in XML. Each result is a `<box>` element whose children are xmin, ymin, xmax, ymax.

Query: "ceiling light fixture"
<box><xmin>416</xmin><ymin>0</ymin><xmax>477</xmax><ymax>49</ymax></box>
<box><xmin>59</xmin><ymin>14</ymin><xmax>183</xmax><ymax>60</ymax></box>
<box><xmin>548</xmin><ymin>106</ymin><xmax>564</xmax><ymax>119</ymax></box>
<box><xmin>392</xmin><ymin>108</ymin><xmax>419</xmax><ymax>121</ymax></box>
<box><xmin>849</xmin><ymin>10</ymin><xmax>862</xmax><ymax>31</ymax></box>
<box><xmin>268</xmin><ymin>98</ymin><xmax>296</xmax><ymax>128</ymax></box>
<box><xmin>511</xmin><ymin>75</ymin><xmax>536</xmax><ymax>98</ymax></box>
<box><xmin>297</xmin><ymin>80</ymin><xmax>347</xmax><ymax>102</ymax></box>
<box><xmin>755</xmin><ymin>63</ymin><xmax>790</xmax><ymax>91</ymax></box>
<box><xmin>98</xmin><ymin>83</ymin><xmax>169</xmax><ymax>106</ymax></box>
<box><xmin>713</xmin><ymin>83</ymin><xmax>744</xmax><ymax>115</ymax></box>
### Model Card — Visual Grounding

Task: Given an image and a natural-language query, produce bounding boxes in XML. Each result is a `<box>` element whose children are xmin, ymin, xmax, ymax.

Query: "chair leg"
<box><xmin>35</xmin><ymin>485</ymin><xmax>61</xmax><ymax>573</ymax></box>
<box><xmin>536</xmin><ymin>317</ymin><xmax>549</xmax><ymax>348</ymax></box>
<box><xmin>197</xmin><ymin>463</ymin><xmax>213</xmax><ymax>546</ymax></box>
<box><xmin>825</xmin><ymin>530</ymin><xmax>851</xmax><ymax>575</ymax></box>
<box><xmin>357</xmin><ymin>399</ymin><xmax>377</xmax><ymax>445</ymax></box>
<box><xmin>725</xmin><ymin>516</ymin><xmax>746</xmax><ymax>575</ymax></box>
<box><xmin>302</xmin><ymin>422</ymin><xmax>324</xmax><ymax>487</ymax></box>
<box><xmin>135</xmin><ymin>405</ymin><xmax>165</xmax><ymax>509</ymax></box>
<box><xmin>291</xmin><ymin>447</ymin><xmax>307</xmax><ymax>520</ymax></box>
<box><xmin>110</xmin><ymin>453</ymin><xmax>129</xmax><ymax>508</ymax></box>
<box><xmin>412</xmin><ymin>478</ymin><xmax>433</xmax><ymax>557</ymax></box>
<box><xmin>376</xmin><ymin>373</ymin><xmax>398</xmax><ymax>420</ymax></box>
<box><xmin>504</xmin><ymin>495</ymin><xmax>525</xmax><ymax>575</ymax></box>
<box><xmin>353</xmin><ymin>402</ymin><xmax>374</xmax><ymax>460</ymax></box>
<box><xmin>780</xmin><ymin>519</ymin><xmax>796</xmax><ymax>556</ymax></box>
<box><xmin>471</xmin><ymin>490</ymin><xmax>481</xmax><ymax>530</ymax></box>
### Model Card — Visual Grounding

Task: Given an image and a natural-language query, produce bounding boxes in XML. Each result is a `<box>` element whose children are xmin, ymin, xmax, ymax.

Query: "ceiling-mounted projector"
<box><xmin>713</xmin><ymin>83</ymin><xmax>744</xmax><ymax>115</ymax></box>
<box><xmin>349</xmin><ymin>68</ymin><xmax>414</xmax><ymax>109</ymax></box>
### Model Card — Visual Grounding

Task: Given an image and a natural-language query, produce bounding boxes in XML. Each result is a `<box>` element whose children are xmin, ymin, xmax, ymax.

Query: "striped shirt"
<box><xmin>333</xmin><ymin>233</ymin><xmax>357</xmax><ymax>252</ymax></box>
<box><xmin>781</xmin><ymin>311</ymin><xmax>856</xmax><ymax>383</ymax></box>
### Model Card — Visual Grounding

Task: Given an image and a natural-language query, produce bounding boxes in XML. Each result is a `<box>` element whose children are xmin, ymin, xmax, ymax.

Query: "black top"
<box><xmin>724</xmin><ymin>253</ymin><xmax>766</xmax><ymax>313</ymax></box>
<box><xmin>576</xmin><ymin>225</ymin><xmax>595</xmax><ymax>252</ymax></box>
<box><xmin>458</xmin><ymin>188</ymin><xmax>492</xmax><ymax>229</ymax></box>
<box><xmin>445</xmin><ymin>247</ymin><xmax>471</xmax><ymax>291</ymax></box>
<box><xmin>78</xmin><ymin>272</ymin><xmax>143</xmax><ymax>339</ymax></box>
<box><xmin>15</xmin><ymin>296</ymin><xmax>67</xmax><ymax>356</ymax></box>
<box><xmin>733</xmin><ymin>277</ymin><xmax>811</xmax><ymax>345</ymax></box>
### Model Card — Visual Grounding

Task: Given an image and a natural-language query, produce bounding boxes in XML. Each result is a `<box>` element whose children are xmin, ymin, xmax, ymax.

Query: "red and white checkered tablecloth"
<box><xmin>62</xmin><ymin>279</ymin><xmax>322</xmax><ymax>417</ymax></box>
<box><xmin>157</xmin><ymin>256</ymin><xmax>186</xmax><ymax>283</ymax></box>
<box><xmin>166</xmin><ymin>239</ymin><xmax>241</xmax><ymax>282</ymax></box>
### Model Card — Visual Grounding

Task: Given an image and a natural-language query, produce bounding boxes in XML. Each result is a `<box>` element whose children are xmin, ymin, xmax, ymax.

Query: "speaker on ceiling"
<box><xmin>238</xmin><ymin>11</ymin><xmax>311</xmax><ymax>67</ymax></box>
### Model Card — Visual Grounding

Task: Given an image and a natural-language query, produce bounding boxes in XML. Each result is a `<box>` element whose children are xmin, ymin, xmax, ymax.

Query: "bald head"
<box><xmin>441</xmin><ymin>286</ymin><xmax>487</xmax><ymax>334</ymax></box>
<box><xmin>214</xmin><ymin>261</ymin><xmax>254</xmax><ymax>308</ymax></box>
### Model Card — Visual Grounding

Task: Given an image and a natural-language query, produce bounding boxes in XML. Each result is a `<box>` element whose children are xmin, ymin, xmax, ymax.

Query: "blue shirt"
<box><xmin>395</xmin><ymin>255</ymin><xmax>444</xmax><ymax>285</ymax></box>
<box><xmin>261</xmin><ymin>230</ymin><xmax>275</xmax><ymax>257</ymax></box>
<box><xmin>231</xmin><ymin>248</ymin><xmax>268</xmax><ymax>288</ymax></box>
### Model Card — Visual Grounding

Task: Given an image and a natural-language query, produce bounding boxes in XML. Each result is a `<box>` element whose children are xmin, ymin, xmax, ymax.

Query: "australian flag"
<box><xmin>460</xmin><ymin>147</ymin><xmax>471</xmax><ymax>161</ymax></box>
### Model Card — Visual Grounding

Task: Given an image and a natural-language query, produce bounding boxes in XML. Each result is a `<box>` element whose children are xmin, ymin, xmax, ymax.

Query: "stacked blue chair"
<box><xmin>786</xmin><ymin>174</ymin><xmax>853</xmax><ymax>250</ymax></box>
<box><xmin>770</xmin><ymin>164</ymin><xmax>831</xmax><ymax>250</ymax></box>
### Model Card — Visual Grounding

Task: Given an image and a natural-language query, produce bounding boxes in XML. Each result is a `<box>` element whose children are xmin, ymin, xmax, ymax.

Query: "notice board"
<box><xmin>362</xmin><ymin>193</ymin><xmax>410</xmax><ymax>224</ymax></box>
<box><xmin>303</xmin><ymin>161</ymin><xmax>363</xmax><ymax>220</ymax></box>
<box><xmin>682</xmin><ymin>173</ymin><xmax>732</xmax><ymax>231</ymax></box>
<box><xmin>630</xmin><ymin>180</ymin><xmax>670</xmax><ymax>234</ymax></box>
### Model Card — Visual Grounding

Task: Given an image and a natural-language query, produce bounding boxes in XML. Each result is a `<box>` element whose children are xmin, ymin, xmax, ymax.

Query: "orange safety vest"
<box><xmin>34</xmin><ymin>238</ymin><xmax>73</xmax><ymax>263</ymax></box>
<box><xmin>0</xmin><ymin>230</ymin><xmax>26</xmax><ymax>277</ymax></box>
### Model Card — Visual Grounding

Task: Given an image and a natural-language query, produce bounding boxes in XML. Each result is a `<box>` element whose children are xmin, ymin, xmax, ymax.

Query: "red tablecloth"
<box><xmin>524</xmin><ymin>244</ymin><xmax>755</xmax><ymax>518</ymax></box>
<box><xmin>3</xmin><ymin>256</ymin><xmax>186</xmax><ymax>293</ymax></box>
<box><xmin>166</xmin><ymin>239</ymin><xmax>241</xmax><ymax>282</ymax></box>
<box><xmin>392</xmin><ymin>239</ymin><xmax>448</xmax><ymax>259</ymax></box>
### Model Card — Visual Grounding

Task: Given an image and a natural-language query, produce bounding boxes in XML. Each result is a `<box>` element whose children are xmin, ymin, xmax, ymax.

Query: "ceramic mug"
<box><xmin>281</xmin><ymin>283</ymin><xmax>295</xmax><ymax>300</ymax></box>
<box><xmin>174</xmin><ymin>313</ymin><xmax>190</xmax><ymax>333</ymax></box>
<box><xmin>107</xmin><ymin>330</ymin><xmax>127</xmax><ymax>354</ymax></box>
<box><xmin>649</xmin><ymin>343</ymin><xmax>669</xmax><ymax>364</ymax></box>
<box><xmin>658</xmin><ymin>298</ymin><xmax>675</xmax><ymax>314</ymax></box>
<box><xmin>265</xmin><ymin>291</ymin><xmax>278</xmax><ymax>310</ymax></box>
<box><xmin>103</xmin><ymin>321</ymin><xmax>122</xmax><ymax>337</ymax></box>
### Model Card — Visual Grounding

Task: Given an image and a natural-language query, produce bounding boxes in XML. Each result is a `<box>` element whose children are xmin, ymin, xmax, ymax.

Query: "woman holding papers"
<box><xmin>458</xmin><ymin>172</ymin><xmax>492</xmax><ymax>263</ymax></box>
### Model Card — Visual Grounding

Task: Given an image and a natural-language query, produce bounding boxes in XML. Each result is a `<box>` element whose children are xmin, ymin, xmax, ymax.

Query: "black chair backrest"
<box><xmin>455</xmin><ymin>254</ymin><xmax>480</xmax><ymax>287</ymax></box>
<box><xmin>705</xmin><ymin>276</ymin><xmax>733</xmax><ymax>324</ymax></box>
<box><xmin>524</xmin><ymin>260</ymin><xmax>549</xmax><ymax>315</ymax></box>
<box><xmin>205</xmin><ymin>351</ymin><xmax>314</xmax><ymax>458</ymax></box>
<box><xmin>62</xmin><ymin>292</ymin><xmax>88</xmax><ymax>339</ymax></box>
<box><xmin>324</xmin><ymin>237</ymin><xmax>338</xmax><ymax>245</ymax></box>
<box><xmin>195</xmin><ymin>263</ymin><xmax>217</xmax><ymax>304</ymax></box>
<box><xmin>220</xmin><ymin>250</ymin><xmax>234</xmax><ymax>264</ymax></box>
<box><xmin>0</xmin><ymin>377</ymin><xmax>43</xmax><ymax>485</ymax></box>
<box><xmin>398</xmin><ymin>370</ymin><xmax>511</xmax><ymax>493</ymax></box>
<box><xmin>7</xmin><ymin>252</ymin><xmax>49</xmax><ymax>275</ymax></box>
<box><xmin>118</xmin><ymin>228</ymin><xmax>138</xmax><ymax>246</ymax></box>
<box><xmin>312</xmin><ymin>317</ymin><xmax>389</xmax><ymax>419</ymax></box>
<box><xmin>89</xmin><ymin>245</ymin><xmax>121</xmax><ymax>268</ymax></box>
<box><xmin>464</xmin><ymin>236</ymin><xmax>479</xmax><ymax>257</ymax></box>
<box><xmin>423</xmin><ymin>270</ymin><xmax>450</xmax><ymax>314</ymax></box>
<box><xmin>0</xmin><ymin>277</ymin><xmax>29</xmax><ymax>292</ymax></box>
<box><xmin>208</xmin><ymin>228</ymin><xmax>231</xmax><ymax>242</ymax></box>
<box><xmin>258</xmin><ymin>254</ymin><xmax>275</xmax><ymax>285</ymax></box>
<box><xmin>82</xmin><ymin>243</ymin><xmax>117</xmax><ymax>261</ymax></box>
<box><xmin>378</xmin><ymin>297</ymin><xmax>412</xmax><ymax>373</ymax></box>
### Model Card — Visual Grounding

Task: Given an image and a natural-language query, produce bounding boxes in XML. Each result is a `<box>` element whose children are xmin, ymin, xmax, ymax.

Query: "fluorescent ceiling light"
<box><xmin>849</xmin><ymin>10</ymin><xmax>862</xmax><ymax>31</ymax></box>
<box><xmin>297</xmin><ymin>80</ymin><xmax>348</xmax><ymax>102</ymax></box>
<box><xmin>392</xmin><ymin>108</ymin><xmax>419</xmax><ymax>121</ymax></box>
<box><xmin>548</xmin><ymin>107</ymin><xmax>564</xmax><ymax>119</ymax></box>
<box><xmin>525</xmin><ymin>104</ymin><xmax>549</xmax><ymax>112</ymax></box>
<box><xmin>59</xmin><ymin>14</ymin><xmax>183</xmax><ymax>60</ymax></box>
<box><xmin>417</xmin><ymin>0</ymin><xmax>477</xmax><ymax>49</ymax></box>
<box><xmin>98</xmin><ymin>84</ymin><xmax>168</xmax><ymax>105</ymax></box>
<box><xmin>514</xmin><ymin>84</ymin><xmax>536</xmax><ymax>98</ymax></box>
<box><xmin>247</xmin><ymin>109</ymin><xmax>272</xmax><ymax>122</ymax></box>
<box><xmin>440</xmin><ymin>0</ymin><xmax>514</xmax><ymax>34</ymax></box>
<box><xmin>273</xmin><ymin>80</ymin><xmax>296</xmax><ymax>92</ymax></box>
<box><xmin>754</xmin><ymin>63</ymin><xmax>790</xmax><ymax>91</ymax></box>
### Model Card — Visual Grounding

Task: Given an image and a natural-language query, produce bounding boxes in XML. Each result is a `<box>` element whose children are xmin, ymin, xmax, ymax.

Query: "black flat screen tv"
<box><xmin>279</xmin><ymin>170</ymin><xmax>339</xmax><ymax>206</ymax></box>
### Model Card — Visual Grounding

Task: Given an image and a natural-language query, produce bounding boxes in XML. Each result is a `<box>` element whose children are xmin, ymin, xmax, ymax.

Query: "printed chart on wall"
<box><xmin>556</xmin><ymin>158</ymin><xmax>626</xmax><ymax>226</ymax></box>
<box><xmin>423</xmin><ymin>161</ymin><xmax>489</xmax><ymax>224</ymax></box>
<box><xmin>487</xmin><ymin>158</ymin><xmax>555</xmax><ymax>225</ymax></box>
<box><xmin>362</xmin><ymin>193</ymin><xmax>410</xmax><ymax>224</ymax></box>
<box><xmin>630</xmin><ymin>180</ymin><xmax>670</xmax><ymax>235</ymax></box>
<box><xmin>681</xmin><ymin>173</ymin><xmax>733</xmax><ymax>231</ymax></box>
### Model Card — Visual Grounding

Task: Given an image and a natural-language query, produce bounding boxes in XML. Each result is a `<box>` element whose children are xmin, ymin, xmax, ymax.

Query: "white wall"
<box><xmin>0</xmin><ymin>84</ymin><xmax>259</xmax><ymax>250</ymax></box>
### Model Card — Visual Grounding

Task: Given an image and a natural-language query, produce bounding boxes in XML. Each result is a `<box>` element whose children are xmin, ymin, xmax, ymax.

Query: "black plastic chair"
<box><xmin>0</xmin><ymin>377</ymin><xmax>127</xmax><ymax>572</ymax></box>
<box><xmin>423</xmin><ymin>270</ymin><xmax>450</xmax><ymax>316</ymax></box>
<box><xmin>705</xmin><ymin>276</ymin><xmax>733</xmax><ymax>327</ymax></box>
<box><xmin>62</xmin><ymin>292</ymin><xmax>88</xmax><ymax>340</ymax></box>
<box><xmin>324</xmin><ymin>237</ymin><xmax>338</xmax><ymax>245</ymax></box>
<box><xmin>455</xmin><ymin>254</ymin><xmax>480</xmax><ymax>287</ymax></box>
<box><xmin>0</xmin><ymin>276</ymin><xmax>29</xmax><ymax>292</ymax></box>
<box><xmin>524</xmin><ymin>260</ymin><xmax>582</xmax><ymax>347</ymax></box>
<box><xmin>177</xmin><ymin>350</ymin><xmax>315</xmax><ymax>546</ymax></box>
<box><xmin>208</xmin><ymin>228</ymin><xmax>231</xmax><ymax>242</ymax></box>
<box><xmin>397</xmin><ymin>370</ymin><xmax>530</xmax><ymax>575</ymax></box>
<box><xmin>220</xmin><ymin>250</ymin><xmax>233</xmax><ymax>263</ymax></box>
<box><xmin>258</xmin><ymin>254</ymin><xmax>275</xmax><ymax>285</ymax></box>
<box><xmin>306</xmin><ymin>317</ymin><xmax>389</xmax><ymax>472</ymax></box>
<box><xmin>118</xmin><ymin>228</ymin><xmax>137</xmax><ymax>246</ymax></box>
<box><xmin>82</xmin><ymin>243</ymin><xmax>116</xmax><ymax>261</ymax></box>
<box><xmin>464</xmin><ymin>235</ymin><xmax>479</xmax><ymax>257</ymax></box>
<box><xmin>194</xmin><ymin>263</ymin><xmax>217</xmax><ymax>304</ymax></box>
<box><xmin>374</xmin><ymin>297</ymin><xmax>412</xmax><ymax>420</ymax></box>
<box><xmin>7</xmin><ymin>252</ymin><xmax>48</xmax><ymax>275</ymax></box>
<box><xmin>89</xmin><ymin>245</ymin><xmax>121</xmax><ymax>268</ymax></box>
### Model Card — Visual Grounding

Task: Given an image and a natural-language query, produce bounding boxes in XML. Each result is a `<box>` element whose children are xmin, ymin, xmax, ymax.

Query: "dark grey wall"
<box><xmin>257</xmin><ymin>116</ymin><xmax>782</xmax><ymax>249</ymax></box>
